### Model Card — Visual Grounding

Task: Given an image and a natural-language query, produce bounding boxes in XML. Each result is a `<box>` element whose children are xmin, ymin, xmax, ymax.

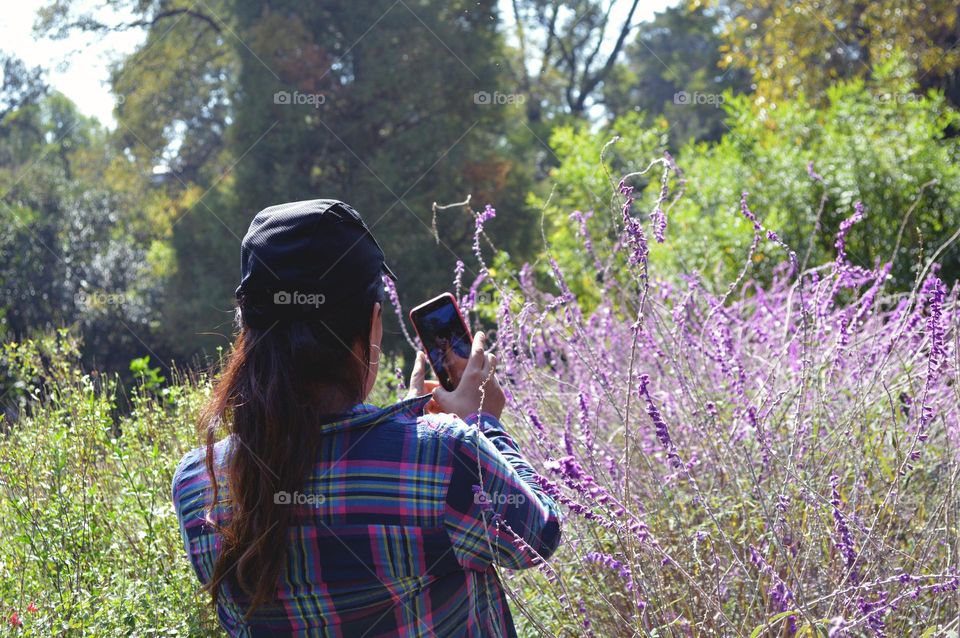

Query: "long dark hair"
<box><xmin>200</xmin><ymin>281</ymin><xmax>383</xmax><ymax>614</ymax></box>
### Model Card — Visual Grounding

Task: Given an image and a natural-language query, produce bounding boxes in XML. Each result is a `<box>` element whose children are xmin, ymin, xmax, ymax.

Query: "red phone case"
<box><xmin>408</xmin><ymin>293</ymin><xmax>471</xmax><ymax>391</ymax></box>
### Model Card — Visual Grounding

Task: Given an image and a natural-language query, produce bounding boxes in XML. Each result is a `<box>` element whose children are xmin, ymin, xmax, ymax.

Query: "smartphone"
<box><xmin>409</xmin><ymin>293</ymin><xmax>472</xmax><ymax>391</ymax></box>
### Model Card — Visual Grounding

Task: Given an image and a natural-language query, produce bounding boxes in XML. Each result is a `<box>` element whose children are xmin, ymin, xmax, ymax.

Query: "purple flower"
<box><xmin>912</xmin><ymin>277</ymin><xmax>947</xmax><ymax>457</ymax></box>
<box><xmin>570</xmin><ymin>210</ymin><xmax>603</xmax><ymax>271</ymax></box>
<box><xmin>585</xmin><ymin>551</ymin><xmax>637</xmax><ymax>597</ymax></box>
<box><xmin>383</xmin><ymin>274</ymin><xmax>419</xmax><ymax>350</ymax></box>
<box><xmin>750</xmin><ymin>544</ymin><xmax>796</xmax><ymax>632</ymax></box>
<box><xmin>527</xmin><ymin>409</ymin><xmax>545</xmax><ymax>432</ymax></box>
<box><xmin>461</xmin><ymin>271</ymin><xmax>487</xmax><ymax>312</ymax></box>
<box><xmin>453</xmin><ymin>260</ymin><xmax>465</xmax><ymax>297</ymax></box>
<box><xmin>578</xmin><ymin>598</ymin><xmax>590</xmax><ymax>630</ymax></box>
<box><xmin>577</xmin><ymin>391</ymin><xmax>594</xmax><ymax>450</ymax></box>
<box><xmin>441</xmin><ymin>159</ymin><xmax>958</xmax><ymax>631</ymax></box>
<box><xmin>740</xmin><ymin>191</ymin><xmax>762</xmax><ymax>231</ymax></box>
<box><xmin>638</xmin><ymin>374</ymin><xmax>681</xmax><ymax>468</ymax></box>
<box><xmin>472</xmin><ymin>205</ymin><xmax>496</xmax><ymax>261</ymax></box>
<box><xmin>651</xmin><ymin>172</ymin><xmax>669</xmax><ymax>243</ymax></box>
<box><xmin>857</xmin><ymin>592</ymin><xmax>889</xmax><ymax>636</ymax></box>
<box><xmin>835</xmin><ymin>202</ymin><xmax>864</xmax><ymax>266</ymax></box>
<box><xmin>925</xmin><ymin>277</ymin><xmax>947</xmax><ymax>377</ymax></box>
<box><xmin>830</xmin><ymin>474</ymin><xmax>859</xmax><ymax>584</ymax></box>
<box><xmin>619</xmin><ymin>180</ymin><xmax>649</xmax><ymax>268</ymax></box>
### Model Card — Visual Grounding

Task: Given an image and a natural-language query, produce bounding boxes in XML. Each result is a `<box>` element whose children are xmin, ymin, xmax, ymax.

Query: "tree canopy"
<box><xmin>2</xmin><ymin>0</ymin><xmax>957</xmax><ymax>374</ymax></box>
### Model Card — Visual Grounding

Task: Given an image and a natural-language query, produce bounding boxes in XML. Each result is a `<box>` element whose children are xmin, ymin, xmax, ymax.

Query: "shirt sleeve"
<box><xmin>442</xmin><ymin>412</ymin><xmax>562</xmax><ymax>571</ymax></box>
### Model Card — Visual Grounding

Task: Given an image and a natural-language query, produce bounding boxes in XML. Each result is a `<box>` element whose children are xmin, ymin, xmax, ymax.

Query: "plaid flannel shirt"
<box><xmin>172</xmin><ymin>394</ymin><xmax>562</xmax><ymax>637</ymax></box>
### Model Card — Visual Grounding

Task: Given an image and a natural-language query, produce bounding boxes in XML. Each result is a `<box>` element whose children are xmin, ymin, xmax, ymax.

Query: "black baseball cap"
<box><xmin>235</xmin><ymin>199</ymin><xmax>396</xmax><ymax>327</ymax></box>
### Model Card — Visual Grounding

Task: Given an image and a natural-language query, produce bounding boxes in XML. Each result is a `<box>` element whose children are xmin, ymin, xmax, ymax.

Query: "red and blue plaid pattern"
<box><xmin>172</xmin><ymin>395</ymin><xmax>562</xmax><ymax>637</ymax></box>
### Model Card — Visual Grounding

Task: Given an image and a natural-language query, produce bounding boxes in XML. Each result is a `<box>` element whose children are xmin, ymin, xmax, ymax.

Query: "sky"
<box><xmin>1</xmin><ymin>0</ymin><xmax>674</xmax><ymax>128</ymax></box>
<box><xmin>2</xmin><ymin>0</ymin><xmax>144</xmax><ymax>126</ymax></box>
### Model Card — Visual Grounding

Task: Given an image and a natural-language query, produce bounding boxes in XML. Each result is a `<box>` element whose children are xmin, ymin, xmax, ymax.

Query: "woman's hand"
<box><xmin>432</xmin><ymin>332</ymin><xmax>505</xmax><ymax>420</ymax></box>
<box><xmin>405</xmin><ymin>351</ymin><xmax>442</xmax><ymax>412</ymax></box>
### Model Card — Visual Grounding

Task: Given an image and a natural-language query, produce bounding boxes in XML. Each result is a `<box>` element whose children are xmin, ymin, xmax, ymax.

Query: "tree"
<box><xmin>502</xmin><ymin>1</ymin><xmax>651</xmax><ymax>223</ymax></box>
<box><xmin>0</xmin><ymin>53</ymin><xmax>48</xmax><ymax>166</ymax></box>
<box><xmin>224</xmin><ymin>0</ymin><xmax>536</xmax><ymax>353</ymax></box>
<box><xmin>706</xmin><ymin>0</ymin><xmax>960</xmax><ymax>108</ymax></box>
<box><xmin>37</xmin><ymin>0</ymin><xmax>236</xmax><ymax>183</ymax></box>
<box><xmin>34</xmin><ymin>0</ymin><xmax>543</xmax><ymax>360</ymax></box>
<box><xmin>506</xmin><ymin>0</ymin><xmax>642</xmax><ymax>121</ymax></box>
<box><xmin>604</xmin><ymin>4</ymin><xmax>752</xmax><ymax>146</ymax></box>
<box><xmin>0</xmin><ymin>78</ymin><xmax>168</xmax><ymax>372</ymax></box>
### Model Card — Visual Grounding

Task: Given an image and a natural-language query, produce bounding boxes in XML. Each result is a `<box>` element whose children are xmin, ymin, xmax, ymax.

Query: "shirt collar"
<box><xmin>315</xmin><ymin>394</ymin><xmax>433</xmax><ymax>435</ymax></box>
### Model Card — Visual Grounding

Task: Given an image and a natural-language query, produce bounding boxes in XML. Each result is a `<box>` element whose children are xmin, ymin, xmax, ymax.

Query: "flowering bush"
<box><xmin>405</xmin><ymin>158</ymin><xmax>959</xmax><ymax>635</ymax></box>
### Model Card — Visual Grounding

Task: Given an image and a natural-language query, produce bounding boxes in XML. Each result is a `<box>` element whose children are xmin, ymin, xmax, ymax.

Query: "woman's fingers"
<box><xmin>463</xmin><ymin>331</ymin><xmax>487</xmax><ymax>381</ymax></box>
<box><xmin>430</xmin><ymin>335</ymin><xmax>505</xmax><ymax>420</ymax></box>
<box><xmin>481</xmin><ymin>352</ymin><xmax>497</xmax><ymax>379</ymax></box>
<box><xmin>405</xmin><ymin>351</ymin><xmax>427</xmax><ymax>399</ymax></box>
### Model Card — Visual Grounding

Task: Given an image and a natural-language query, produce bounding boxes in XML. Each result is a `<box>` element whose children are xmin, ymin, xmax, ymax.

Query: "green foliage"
<box><xmin>160</xmin><ymin>180</ymin><xmax>245</xmax><ymax>360</ymax></box>
<box><xmin>0</xmin><ymin>75</ymin><xmax>172</xmax><ymax>376</ymax></box>
<box><xmin>710</xmin><ymin>0</ymin><xmax>960</xmax><ymax>109</ymax></box>
<box><xmin>664</xmin><ymin>55</ymin><xmax>960</xmax><ymax>288</ymax></box>
<box><xmin>605</xmin><ymin>4</ymin><xmax>752</xmax><ymax>146</ymax></box>
<box><xmin>7</xmin><ymin>2</ymin><xmax>960</xmax><ymax>378</ymax></box>
<box><xmin>527</xmin><ymin>111</ymin><xmax>669</xmax><ymax>302</ymax></box>
<box><xmin>0</xmin><ymin>337</ymin><xmax>217</xmax><ymax>635</ymax></box>
<box><xmin>534</xmin><ymin>56</ymin><xmax>960</xmax><ymax>291</ymax></box>
<box><xmin>226</xmin><ymin>0</ymin><xmax>534</xmax><ymax>349</ymax></box>
<box><xmin>0</xmin><ymin>330</ymin><xmax>80</xmax><ymax>422</ymax></box>
<box><xmin>111</xmin><ymin>0</ymin><xmax>234</xmax><ymax>181</ymax></box>
<box><xmin>129</xmin><ymin>356</ymin><xmax>166</xmax><ymax>393</ymax></box>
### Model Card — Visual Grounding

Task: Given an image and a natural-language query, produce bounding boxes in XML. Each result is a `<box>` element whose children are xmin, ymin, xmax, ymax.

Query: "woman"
<box><xmin>172</xmin><ymin>199</ymin><xmax>562</xmax><ymax>637</ymax></box>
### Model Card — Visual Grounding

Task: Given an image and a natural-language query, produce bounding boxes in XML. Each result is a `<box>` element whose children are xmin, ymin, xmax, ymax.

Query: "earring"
<box><xmin>369</xmin><ymin>344</ymin><xmax>381</xmax><ymax>366</ymax></box>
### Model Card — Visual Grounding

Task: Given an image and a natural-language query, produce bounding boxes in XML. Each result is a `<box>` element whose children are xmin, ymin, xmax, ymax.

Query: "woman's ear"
<box><xmin>370</xmin><ymin>302</ymin><xmax>383</xmax><ymax>349</ymax></box>
<box><xmin>362</xmin><ymin>302</ymin><xmax>384</xmax><ymax>399</ymax></box>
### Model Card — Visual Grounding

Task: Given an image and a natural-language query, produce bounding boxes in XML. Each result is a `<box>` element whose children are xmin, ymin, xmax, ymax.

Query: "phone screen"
<box><xmin>409</xmin><ymin>294</ymin><xmax>471</xmax><ymax>391</ymax></box>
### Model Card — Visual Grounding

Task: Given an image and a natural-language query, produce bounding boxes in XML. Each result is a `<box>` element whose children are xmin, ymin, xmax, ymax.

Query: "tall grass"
<box><xmin>0</xmin><ymin>332</ymin><xmax>218</xmax><ymax>635</ymax></box>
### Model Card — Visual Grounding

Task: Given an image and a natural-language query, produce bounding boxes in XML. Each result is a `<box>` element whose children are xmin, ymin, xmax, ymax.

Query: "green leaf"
<box><xmin>750</xmin><ymin>610</ymin><xmax>800</xmax><ymax>638</ymax></box>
